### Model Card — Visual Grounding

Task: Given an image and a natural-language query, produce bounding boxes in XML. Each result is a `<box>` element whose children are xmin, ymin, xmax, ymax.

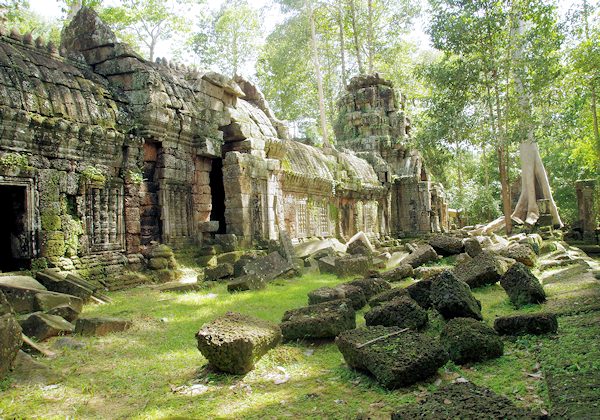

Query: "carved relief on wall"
<box><xmin>85</xmin><ymin>182</ymin><xmax>125</xmax><ymax>252</ymax></box>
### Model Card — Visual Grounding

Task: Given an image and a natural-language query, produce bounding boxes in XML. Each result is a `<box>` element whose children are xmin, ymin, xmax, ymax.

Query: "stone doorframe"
<box><xmin>0</xmin><ymin>175</ymin><xmax>38</xmax><ymax>258</ymax></box>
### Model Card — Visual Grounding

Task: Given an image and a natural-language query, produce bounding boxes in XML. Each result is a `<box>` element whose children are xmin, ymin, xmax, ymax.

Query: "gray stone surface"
<box><xmin>500</xmin><ymin>263</ymin><xmax>546</xmax><ymax>307</ymax></box>
<box><xmin>440</xmin><ymin>317</ymin><xmax>503</xmax><ymax>364</ymax></box>
<box><xmin>0</xmin><ymin>291</ymin><xmax>22</xmax><ymax>379</ymax></box>
<box><xmin>336</xmin><ymin>326</ymin><xmax>448</xmax><ymax>389</ymax></box>
<box><xmin>430</xmin><ymin>271</ymin><xmax>483</xmax><ymax>321</ymax></box>
<box><xmin>453</xmin><ymin>251</ymin><xmax>506</xmax><ymax>288</ymax></box>
<box><xmin>196</xmin><ymin>312</ymin><xmax>281</xmax><ymax>374</ymax></box>
<box><xmin>281</xmin><ymin>299</ymin><xmax>356</xmax><ymax>341</ymax></box>
<box><xmin>75</xmin><ymin>317</ymin><xmax>131</xmax><ymax>336</ymax></box>
<box><xmin>401</xmin><ymin>245</ymin><xmax>438</xmax><ymax>268</ymax></box>
<box><xmin>204</xmin><ymin>263</ymin><xmax>234</xmax><ymax>281</ymax></box>
<box><xmin>20</xmin><ymin>312</ymin><xmax>75</xmax><ymax>341</ymax></box>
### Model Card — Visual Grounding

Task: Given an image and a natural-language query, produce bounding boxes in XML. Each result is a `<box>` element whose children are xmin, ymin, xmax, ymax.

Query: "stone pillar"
<box><xmin>576</xmin><ymin>179</ymin><xmax>597</xmax><ymax>241</ymax></box>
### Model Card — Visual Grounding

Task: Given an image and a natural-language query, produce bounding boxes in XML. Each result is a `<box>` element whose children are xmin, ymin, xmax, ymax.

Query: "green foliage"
<box><xmin>0</xmin><ymin>152</ymin><xmax>30</xmax><ymax>170</ymax></box>
<box><xmin>81</xmin><ymin>166</ymin><xmax>106</xmax><ymax>185</ymax></box>
<box><xmin>127</xmin><ymin>169</ymin><xmax>144</xmax><ymax>185</ymax></box>
<box><xmin>189</xmin><ymin>0</ymin><xmax>261</xmax><ymax>77</ymax></box>
<box><xmin>99</xmin><ymin>0</ymin><xmax>195</xmax><ymax>60</ymax></box>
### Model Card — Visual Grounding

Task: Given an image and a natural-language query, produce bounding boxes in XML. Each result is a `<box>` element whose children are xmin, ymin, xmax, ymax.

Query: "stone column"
<box><xmin>576</xmin><ymin>179</ymin><xmax>597</xmax><ymax>241</ymax></box>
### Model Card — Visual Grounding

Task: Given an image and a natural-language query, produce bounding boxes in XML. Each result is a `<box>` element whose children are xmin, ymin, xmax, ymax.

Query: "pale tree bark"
<box><xmin>337</xmin><ymin>1</ymin><xmax>348</xmax><ymax>87</ymax></box>
<box><xmin>511</xmin><ymin>19</ymin><xmax>563</xmax><ymax>227</ymax></box>
<box><xmin>367</xmin><ymin>0</ymin><xmax>374</xmax><ymax>74</ymax></box>
<box><xmin>307</xmin><ymin>0</ymin><xmax>330</xmax><ymax>147</ymax></box>
<box><xmin>349</xmin><ymin>0</ymin><xmax>364</xmax><ymax>75</ymax></box>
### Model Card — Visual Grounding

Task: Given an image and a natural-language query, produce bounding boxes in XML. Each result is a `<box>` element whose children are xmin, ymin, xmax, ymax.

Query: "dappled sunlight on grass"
<box><xmin>0</xmin><ymin>269</ymin><xmax>569</xmax><ymax>418</ymax></box>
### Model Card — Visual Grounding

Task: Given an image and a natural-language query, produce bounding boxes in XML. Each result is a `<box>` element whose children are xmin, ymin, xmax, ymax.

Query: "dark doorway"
<box><xmin>209</xmin><ymin>158</ymin><xmax>226</xmax><ymax>234</ymax></box>
<box><xmin>0</xmin><ymin>185</ymin><xmax>29</xmax><ymax>271</ymax></box>
<box><xmin>140</xmin><ymin>142</ymin><xmax>163</xmax><ymax>245</ymax></box>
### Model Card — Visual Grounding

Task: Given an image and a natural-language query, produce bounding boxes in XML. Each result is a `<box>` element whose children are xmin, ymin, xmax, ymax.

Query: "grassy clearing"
<box><xmin>0</xmin><ymin>272</ymin><xmax>554</xmax><ymax>419</ymax></box>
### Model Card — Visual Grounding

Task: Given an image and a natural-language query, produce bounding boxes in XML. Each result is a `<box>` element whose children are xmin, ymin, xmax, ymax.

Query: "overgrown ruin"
<box><xmin>0</xmin><ymin>8</ymin><xmax>447</xmax><ymax>278</ymax></box>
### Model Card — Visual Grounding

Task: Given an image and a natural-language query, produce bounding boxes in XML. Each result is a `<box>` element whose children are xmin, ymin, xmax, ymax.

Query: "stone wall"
<box><xmin>0</xmin><ymin>8</ymin><xmax>448</xmax><ymax>281</ymax></box>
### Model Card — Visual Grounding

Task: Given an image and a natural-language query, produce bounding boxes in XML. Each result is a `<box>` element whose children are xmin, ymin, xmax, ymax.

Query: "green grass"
<box><xmin>0</xmin><ymin>272</ymin><xmax>555</xmax><ymax>419</ymax></box>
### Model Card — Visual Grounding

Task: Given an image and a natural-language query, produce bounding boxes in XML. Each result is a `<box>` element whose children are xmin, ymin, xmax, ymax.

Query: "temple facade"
<box><xmin>0</xmin><ymin>8</ymin><xmax>447</xmax><ymax>276</ymax></box>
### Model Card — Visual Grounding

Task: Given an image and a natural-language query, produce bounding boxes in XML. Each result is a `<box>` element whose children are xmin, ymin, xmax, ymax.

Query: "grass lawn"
<box><xmin>0</xmin><ymin>271</ymin><xmax>557</xmax><ymax>419</ymax></box>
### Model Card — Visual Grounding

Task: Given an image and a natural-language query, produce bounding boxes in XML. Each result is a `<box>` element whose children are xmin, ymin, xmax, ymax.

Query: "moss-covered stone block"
<box><xmin>41</xmin><ymin>212</ymin><xmax>62</xmax><ymax>231</ymax></box>
<box><xmin>41</xmin><ymin>231</ymin><xmax>66</xmax><ymax>257</ymax></box>
<box><xmin>336</xmin><ymin>326</ymin><xmax>448</xmax><ymax>389</ymax></box>
<box><xmin>440</xmin><ymin>317</ymin><xmax>503</xmax><ymax>364</ymax></box>
<box><xmin>280</xmin><ymin>299</ymin><xmax>356</xmax><ymax>341</ymax></box>
<box><xmin>196</xmin><ymin>312</ymin><xmax>282</xmax><ymax>374</ymax></box>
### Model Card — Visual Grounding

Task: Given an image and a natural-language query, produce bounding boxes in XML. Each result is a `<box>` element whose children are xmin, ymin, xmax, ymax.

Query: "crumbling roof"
<box><xmin>0</xmin><ymin>30</ymin><xmax>124</xmax><ymax>129</ymax></box>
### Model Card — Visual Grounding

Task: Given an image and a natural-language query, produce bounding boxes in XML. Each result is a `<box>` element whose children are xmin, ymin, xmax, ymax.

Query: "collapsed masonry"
<box><xmin>0</xmin><ymin>8</ymin><xmax>448</xmax><ymax>278</ymax></box>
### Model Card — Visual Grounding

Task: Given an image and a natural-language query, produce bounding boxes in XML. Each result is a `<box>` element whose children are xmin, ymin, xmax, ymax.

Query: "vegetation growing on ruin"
<box><xmin>1</xmin><ymin>271</ymin><xmax>576</xmax><ymax>419</ymax></box>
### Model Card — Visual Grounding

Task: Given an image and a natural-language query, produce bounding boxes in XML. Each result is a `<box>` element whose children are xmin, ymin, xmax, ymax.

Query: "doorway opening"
<box><xmin>209</xmin><ymin>158</ymin><xmax>226</xmax><ymax>234</ymax></box>
<box><xmin>0</xmin><ymin>185</ymin><xmax>29</xmax><ymax>271</ymax></box>
<box><xmin>140</xmin><ymin>142</ymin><xmax>163</xmax><ymax>245</ymax></box>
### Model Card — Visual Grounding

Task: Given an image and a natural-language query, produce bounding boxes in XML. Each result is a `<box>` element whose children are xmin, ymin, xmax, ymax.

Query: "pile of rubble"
<box><xmin>191</xmin><ymin>226</ymin><xmax>600</xmax><ymax>418</ymax></box>
<box><xmin>0</xmin><ymin>269</ymin><xmax>132</xmax><ymax>380</ymax></box>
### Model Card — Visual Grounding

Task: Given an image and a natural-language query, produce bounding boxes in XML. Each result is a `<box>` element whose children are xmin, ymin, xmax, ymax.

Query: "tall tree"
<box><xmin>100</xmin><ymin>0</ymin><xmax>193</xmax><ymax>61</ymax></box>
<box><xmin>189</xmin><ymin>0</ymin><xmax>261</xmax><ymax>77</ymax></box>
<box><xmin>307</xmin><ymin>0</ymin><xmax>330</xmax><ymax>146</ymax></box>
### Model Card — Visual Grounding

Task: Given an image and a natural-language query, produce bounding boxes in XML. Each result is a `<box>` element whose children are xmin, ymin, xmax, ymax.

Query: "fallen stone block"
<box><xmin>501</xmin><ymin>244</ymin><xmax>537</xmax><ymax>267</ymax></box>
<box><xmin>196</xmin><ymin>312</ymin><xmax>281</xmax><ymax>374</ymax></box>
<box><xmin>216</xmin><ymin>251</ymin><xmax>245</xmax><ymax>265</ymax></box>
<box><xmin>35</xmin><ymin>271</ymin><xmax>93</xmax><ymax>301</ymax></box>
<box><xmin>415</xmin><ymin>265</ymin><xmax>447</xmax><ymax>280</ymax></box>
<box><xmin>428</xmin><ymin>234</ymin><xmax>464</xmax><ymax>256</ymax></box>
<box><xmin>336</xmin><ymin>326</ymin><xmax>448</xmax><ymax>389</ymax></box>
<box><xmin>0</xmin><ymin>291</ymin><xmax>22</xmax><ymax>379</ymax></box>
<box><xmin>391</xmin><ymin>382</ymin><xmax>543</xmax><ymax>419</ymax></box>
<box><xmin>46</xmin><ymin>305</ymin><xmax>80</xmax><ymax>323</ymax></box>
<box><xmin>241</xmin><ymin>251</ymin><xmax>294</xmax><ymax>281</ymax></box>
<box><xmin>346</xmin><ymin>232</ymin><xmax>374</xmax><ymax>256</ymax></box>
<box><xmin>431</xmin><ymin>271</ymin><xmax>482</xmax><ymax>321</ymax></box>
<box><xmin>380</xmin><ymin>264</ymin><xmax>413</xmax><ymax>282</ymax></box>
<box><xmin>227</xmin><ymin>274</ymin><xmax>266</xmax><ymax>292</ymax></box>
<box><xmin>34</xmin><ymin>292</ymin><xmax>83</xmax><ymax>313</ymax></box>
<box><xmin>346</xmin><ymin>277</ymin><xmax>391</xmax><ymax>300</ymax></box>
<box><xmin>406</xmin><ymin>278</ymin><xmax>433</xmax><ymax>309</ymax></box>
<box><xmin>204</xmin><ymin>263</ymin><xmax>234</xmax><ymax>281</ymax></box>
<box><xmin>215</xmin><ymin>234</ymin><xmax>238</xmax><ymax>252</ymax></box>
<box><xmin>364</xmin><ymin>297</ymin><xmax>428</xmax><ymax>330</ymax></box>
<box><xmin>500</xmin><ymin>263</ymin><xmax>546</xmax><ymax>307</ymax></box>
<box><xmin>464</xmin><ymin>238</ymin><xmax>483</xmax><ymax>257</ymax></box>
<box><xmin>334</xmin><ymin>255</ymin><xmax>371</xmax><ymax>278</ymax></box>
<box><xmin>494</xmin><ymin>313</ymin><xmax>558</xmax><ymax>335</ymax></box>
<box><xmin>368</xmin><ymin>287</ymin><xmax>409</xmax><ymax>307</ymax></box>
<box><xmin>440</xmin><ymin>317</ymin><xmax>503</xmax><ymax>364</ymax></box>
<box><xmin>308</xmin><ymin>284</ymin><xmax>366</xmax><ymax>310</ymax></box>
<box><xmin>0</xmin><ymin>279</ymin><xmax>49</xmax><ymax>314</ymax></box>
<box><xmin>281</xmin><ymin>299</ymin><xmax>355</xmax><ymax>341</ymax></box>
<box><xmin>453</xmin><ymin>251</ymin><xmax>506</xmax><ymax>288</ymax></box>
<box><xmin>20</xmin><ymin>312</ymin><xmax>74</xmax><ymax>341</ymax></box>
<box><xmin>401</xmin><ymin>244</ymin><xmax>438</xmax><ymax>268</ymax></box>
<box><xmin>10</xmin><ymin>350</ymin><xmax>62</xmax><ymax>384</ymax></box>
<box><xmin>317</xmin><ymin>256</ymin><xmax>337</xmax><ymax>274</ymax></box>
<box><xmin>75</xmin><ymin>317</ymin><xmax>132</xmax><ymax>336</ymax></box>
<box><xmin>0</xmin><ymin>276</ymin><xmax>46</xmax><ymax>291</ymax></box>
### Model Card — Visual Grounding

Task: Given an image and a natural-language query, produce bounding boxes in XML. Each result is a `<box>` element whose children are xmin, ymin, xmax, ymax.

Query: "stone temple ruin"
<box><xmin>0</xmin><ymin>8</ymin><xmax>447</xmax><ymax>279</ymax></box>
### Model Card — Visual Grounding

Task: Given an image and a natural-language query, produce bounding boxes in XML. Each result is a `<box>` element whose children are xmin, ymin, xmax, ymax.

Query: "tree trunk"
<box><xmin>512</xmin><ymin>142</ymin><xmax>563</xmax><ymax>226</ymax></box>
<box><xmin>367</xmin><ymin>0</ymin><xmax>373</xmax><ymax>74</ymax></box>
<box><xmin>338</xmin><ymin>2</ymin><xmax>348</xmax><ymax>87</ymax></box>
<box><xmin>349</xmin><ymin>0</ymin><xmax>364</xmax><ymax>75</ymax></box>
<box><xmin>307</xmin><ymin>0</ymin><xmax>330</xmax><ymax>147</ymax></box>
<box><xmin>511</xmin><ymin>18</ymin><xmax>563</xmax><ymax>227</ymax></box>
